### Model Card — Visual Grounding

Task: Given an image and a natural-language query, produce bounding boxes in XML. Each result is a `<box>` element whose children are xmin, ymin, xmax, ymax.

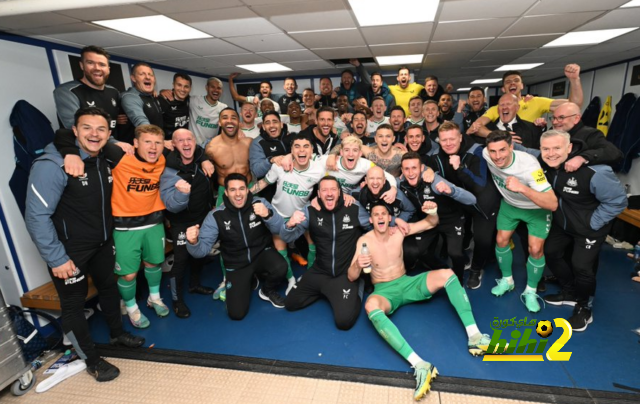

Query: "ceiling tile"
<box><xmin>439</xmin><ymin>0</ymin><xmax>538</xmax><ymax>20</ymax></box>
<box><xmin>29</xmin><ymin>35</ymin><xmax>83</xmax><ymax>47</ymax></box>
<box><xmin>580</xmin><ymin>41</ymin><xmax>640</xmax><ymax>54</ymax></box>
<box><xmin>23</xmin><ymin>23</ymin><xmax>149</xmax><ymax>47</ymax></box>
<box><xmin>225</xmin><ymin>34</ymin><xmax>304</xmax><ymax>52</ymax></box>
<box><xmin>0</xmin><ymin>13</ymin><xmax>80</xmax><ymax>30</ymax></box>
<box><xmin>284</xmin><ymin>60</ymin><xmax>334</xmax><ymax>71</ymax></box>
<box><xmin>311</xmin><ymin>47</ymin><xmax>372</xmax><ymax>59</ymax></box>
<box><xmin>54</xmin><ymin>5</ymin><xmax>156</xmax><ymax>20</ymax></box>
<box><xmin>251</xmin><ymin>1</ymin><xmax>354</xmax><ymax>32</ymax></box>
<box><xmin>502</xmin><ymin>12</ymin><xmax>603</xmax><ymax>37</ymax></box>
<box><xmin>576</xmin><ymin>8</ymin><xmax>640</xmax><ymax>31</ymax></box>
<box><xmin>369</xmin><ymin>43</ymin><xmax>428</xmax><ymax>57</ymax></box>
<box><xmin>526</xmin><ymin>0</ymin><xmax>629</xmax><ymax>15</ymax></box>
<box><xmin>161</xmin><ymin>38</ymin><xmax>248</xmax><ymax>56</ymax></box>
<box><xmin>170</xmin><ymin>7</ymin><xmax>282</xmax><ymax>37</ymax></box>
<box><xmin>290</xmin><ymin>30</ymin><xmax>365</xmax><ymax>49</ymax></box>
<box><xmin>485</xmin><ymin>34</ymin><xmax>563</xmax><ymax>50</ymax></box>
<box><xmin>158</xmin><ymin>57</ymin><xmax>228</xmax><ymax>70</ymax></box>
<box><xmin>361</xmin><ymin>23</ymin><xmax>433</xmax><ymax>45</ymax></box>
<box><xmin>106</xmin><ymin>44</ymin><xmax>197</xmax><ymax>61</ymax></box>
<box><xmin>257</xmin><ymin>49</ymin><xmax>322</xmax><ymax>62</ymax></box>
<box><xmin>242</xmin><ymin>0</ymin><xmax>325</xmax><ymax>5</ymax></box>
<box><xmin>428</xmin><ymin>38</ymin><xmax>494</xmax><ymax>53</ymax></box>
<box><xmin>473</xmin><ymin>49</ymin><xmax>535</xmax><ymax>62</ymax></box>
<box><xmin>144</xmin><ymin>0</ymin><xmax>243</xmax><ymax>14</ymax></box>
<box><xmin>432</xmin><ymin>18</ymin><xmax>517</xmax><ymax>41</ymax></box>
<box><xmin>207</xmin><ymin>53</ymin><xmax>273</xmax><ymax>66</ymax></box>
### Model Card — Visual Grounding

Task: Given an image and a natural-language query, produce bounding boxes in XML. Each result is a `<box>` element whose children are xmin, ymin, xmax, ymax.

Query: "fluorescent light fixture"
<box><xmin>471</xmin><ymin>78</ymin><xmax>502</xmax><ymax>84</ymax></box>
<box><xmin>621</xmin><ymin>0</ymin><xmax>640</xmax><ymax>8</ymax></box>
<box><xmin>457</xmin><ymin>87</ymin><xmax>471</xmax><ymax>91</ymax></box>
<box><xmin>376</xmin><ymin>54</ymin><xmax>424</xmax><ymax>65</ymax></box>
<box><xmin>542</xmin><ymin>28</ymin><xmax>638</xmax><ymax>47</ymax></box>
<box><xmin>349</xmin><ymin>0</ymin><xmax>439</xmax><ymax>26</ymax></box>
<box><xmin>236</xmin><ymin>63</ymin><xmax>292</xmax><ymax>73</ymax></box>
<box><xmin>94</xmin><ymin>16</ymin><xmax>210</xmax><ymax>42</ymax></box>
<box><xmin>495</xmin><ymin>63</ymin><xmax>544</xmax><ymax>71</ymax></box>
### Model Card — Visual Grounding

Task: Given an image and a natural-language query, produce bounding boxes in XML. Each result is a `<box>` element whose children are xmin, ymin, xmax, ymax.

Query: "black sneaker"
<box><xmin>536</xmin><ymin>278</ymin><xmax>546</xmax><ymax>293</ymax></box>
<box><xmin>173</xmin><ymin>300</ymin><xmax>191</xmax><ymax>319</ymax></box>
<box><xmin>110</xmin><ymin>331</ymin><xmax>145</xmax><ymax>348</ymax></box>
<box><xmin>466</xmin><ymin>269</ymin><xmax>482</xmax><ymax>289</ymax></box>
<box><xmin>568</xmin><ymin>305</ymin><xmax>593</xmax><ymax>332</ymax></box>
<box><xmin>543</xmin><ymin>291</ymin><xmax>577</xmax><ymax>307</ymax></box>
<box><xmin>87</xmin><ymin>359</ymin><xmax>120</xmax><ymax>382</ymax></box>
<box><xmin>189</xmin><ymin>285</ymin><xmax>214</xmax><ymax>295</ymax></box>
<box><xmin>259</xmin><ymin>288</ymin><xmax>285</xmax><ymax>309</ymax></box>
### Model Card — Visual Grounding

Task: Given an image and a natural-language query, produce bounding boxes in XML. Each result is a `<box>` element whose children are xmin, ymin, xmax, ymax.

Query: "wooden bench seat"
<box><xmin>20</xmin><ymin>276</ymin><xmax>97</xmax><ymax>311</ymax></box>
<box><xmin>20</xmin><ymin>241</ymin><xmax>174</xmax><ymax>310</ymax></box>
<box><xmin>619</xmin><ymin>208</ymin><xmax>640</xmax><ymax>229</ymax></box>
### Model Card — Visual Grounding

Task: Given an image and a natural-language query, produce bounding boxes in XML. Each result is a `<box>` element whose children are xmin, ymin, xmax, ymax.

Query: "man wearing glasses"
<box><xmin>468</xmin><ymin>64</ymin><xmax>583</xmax><ymax>138</ymax></box>
<box><xmin>549</xmin><ymin>102</ymin><xmax>623</xmax><ymax>171</ymax></box>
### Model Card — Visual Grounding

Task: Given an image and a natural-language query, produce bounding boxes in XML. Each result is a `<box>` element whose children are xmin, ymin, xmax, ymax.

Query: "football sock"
<box><xmin>144</xmin><ymin>266</ymin><xmax>162</xmax><ymax>299</ymax></box>
<box><xmin>444</xmin><ymin>274</ymin><xmax>476</xmax><ymax>328</ymax></box>
<box><xmin>279</xmin><ymin>249</ymin><xmax>293</xmax><ymax>279</ymax></box>
<box><xmin>307</xmin><ymin>244</ymin><xmax>317</xmax><ymax>268</ymax></box>
<box><xmin>526</xmin><ymin>256</ymin><xmax>546</xmax><ymax>289</ymax></box>
<box><xmin>495</xmin><ymin>245</ymin><xmax>513</xmax><ymax>278</ymax></box>
<box><xmin>369</xmin><ymin>309</ymin><xmax>419</xmax><ymax>365</ymax></box>
<box><xmin>117</xmin><ymin>277</ymin><xmax>137</xmax><ymax>310</ymax></box>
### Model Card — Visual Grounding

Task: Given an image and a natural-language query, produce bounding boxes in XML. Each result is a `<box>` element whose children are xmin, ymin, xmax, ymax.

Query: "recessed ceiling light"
<box><xmin>349</xmin><ymin>0</ymin><xmax>439</xmax><ymax>26</ymax></box>
<box><xmin>94</xmin><ymin>15</ymin><xmax>211</xmax><ymax>42</ymax></box>
<box><xmin>471</xmin><ymin>78</ymin><xmax>502</xmax><ymax>84</ymax></box>
<box><xmin>236</xmin><ymin>63</ymin><xmax>292</xmax><ymax>73</ymax></box>
<box><xmin>495</xmin><ymin>63</ymin><xmax>544</xmax><ymax>71</ymax></box>
<box><xmin>542</xmin><ymin>28</ymin><xmax>638</xmax><ymax>47</ymax></box>
<box><xmin>621</xmin><ymin>0</ymin><xmax>640</xmax><ymax>8</ymax></box>
<box><xmin>376</xmin><ymin>54</ymin><xmax>424</xmax><ymax>66</ymax></box>
<box><xmin>457</xmin><ymin>87</ymin><xmax>471</xmax><ymax>91</ymax></box>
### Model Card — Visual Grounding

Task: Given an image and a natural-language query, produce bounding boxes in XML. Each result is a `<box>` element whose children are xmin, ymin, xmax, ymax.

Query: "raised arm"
<box><xmin>228</xmin><ymin>72</ymin><xmax>250</xmax><ymax>104</ymax></box>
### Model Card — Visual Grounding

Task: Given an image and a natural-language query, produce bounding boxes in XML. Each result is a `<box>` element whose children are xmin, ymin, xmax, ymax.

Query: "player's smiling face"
<box><xmin>370</xmin><ymin>205</ymin><xmax>391</xmax><ymax>233</ymax></box>
<box><xmin>502</xmin><ymin>74</ymin><xmax>523</xmax><ymax>97</ymax></box>
<box><xmin>425</xmin><ymin>80</ymin><xmax>438</xmax><ymax>97</ymax></box>
<box><xmin>73</xmin><ymin>114</ymin><xmax>110</xmax><ymax>156</ymax></box>
<box><xmin>316</xmin><ymin>111</ymin><xmax>334</xmax><ymax>137</ymax></box>
<box><xmin>260</xmin><ymin>99</ymin><xmax>275</xmax><ymax>115</ymax></box>
<box><xmin>131</xmin><ymin>65</ymin><xmax>155</xmax><ymax>94</ymax></box>
<box><xmin>540</xmin><ymin>134</ymin><xmax>572</xmax><ymax>169</ymax></box>
<box><xmin>303</xmin><ymin>90</ymin><xmax>315</xmax><ymax>107</ymax></box>
<box><xmin>292</xmin><ymin>139</ymin><xmax>312</xmax><ymax>169</ymax></box>
<box><xmin>134</xmin><ymin>132</ymin><xmax>164</xmax><ymax>163</ymax></box>
<box><xmin>487</xmin><ymin>139</ymin><xmax>514</xmax><ymax>168</ymax></box>
<box><xmin>219</xmin><ymin>110</ymin><xmax>239</xmax><ymax>138</ymax></box>
<box><xmin>80</xmin><ymin>52</ymin><xmax>110</xmax><ymax>89</ymax></box>
<box><xmin>409</xmin><ymin>99</ymin><xmax>423</xmax><ymax>118</ymax></box>
<box><xmin>372</xmin><ymin>99</ymin><xmax>386</xmax><ymax>118</ymax></box>
<box><xmin>468</xmin><ymin>90</ymin><xmax>485</xmax><ymax>112</ymax></box>
<box><xmin>375</xmin><ymin>129</ymin><xmax>395</xmax><ymax>153</ymax></box>
<box><xmin>318</xmin><ymin>179</ymin><xmax>340</xmax><ymax>211</ymax></box>
<box><xmin>423</xmin><ymin>103</ymin><xmax>438</xmax><ymax>123</ymax></box>
<box><xmin>351</xmin><ymin>114</ymin><xmax>367</xmax><ymax>136</ymax></box>
<box><xmin>340</xmin><ymin>144</ymin><xmax>362</xmax><ymax>170</ymax></box>
<box><xmin>397</xmin><ymin>68</ymin><xmax>410</xmax><ymax>89</ymax></box>
<box><xmin>401</xmin><ymin>158</ymin><xmax>422</xmax><ymax>187</ymax></box>
<box><xmin>173</xmin><ymin>77</ymin><xmax>191</xmax><ymax>101</ymax></box>
<box><xmin>241</xmin><ymin>103</ymin><xmax>257</xmax><ymax>123</ymax></box>
<box><xmin>262</xmin><ymin>115</ymin><xmax>282</xmax><ymax>138</ymax></box>
<box><xmin>499</xmin><ymin>95</ymin><xmax>519</xmax><ymax>124</ymax></box>
<box><xmin>406</xmin><ymin>128</ymin><xmax>424</xmax><ymax>152</ymax></box>
<box><xmin>206</xmin><ymin>80</ymin><xmax>223</xmax><ymax>103</ymax></box>
<box><xmin>288</xmin><ymin>102</ymin><xmax>302</xmax><ymax>119</ymax></box>
<box><xmin>366</xmin><ymin>167</ymin><xmax>386</xmax><ymax>196</ymax></box>
<box><xmin>284</xmin><ymin>79</ymin><xmax>297</xmax><ymax>96</ymax></box>
<box><xmin>439</xmin><ymin>129</ymin><xmax>462</xmax><ymax>155</ymax></box>
<box><xmin>172</xmin><ymin>130</ymin><xmax>196</xmax><ymax>162</ymax></box>
<box><xmin>439</xmin><ymin>94</ymin><xmax>452</xmax><ymax>112</ymax></box>
<box><xmin>225</xmin><ymin>180</ymin><xmax>248</xmax><ymax>209</ymax></box>
<box><xmin>389</xmin><ymin>110</ymin><xmax>405</xmax><ymax>131</ymax></box>
<box><xmin>260</xmin><ymin>82</ymin><xmax>272</xmax><ymax>98</ymax></box>
<box><xmin>319</xmin><ymin>78</ymin><xmax>333</xmax><ymax>96</ymax></box>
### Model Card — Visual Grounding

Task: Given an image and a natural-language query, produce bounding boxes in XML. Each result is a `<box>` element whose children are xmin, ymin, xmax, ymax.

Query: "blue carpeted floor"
<box><xmin>89</xmin><ymin>244</ymin><xmax>640</xmax><ymax>393</ymax></box>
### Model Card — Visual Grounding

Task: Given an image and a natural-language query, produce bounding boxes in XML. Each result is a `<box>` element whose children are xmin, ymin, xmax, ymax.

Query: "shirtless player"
<box><xmin>204</xmin><ymin>107</ymin><xmax>253</xmax><ymax>299</ymax></box>
<box><xmin>348</xmin><ymin>202</ymin><xmax>491</xmax><ymax>401</ymax></box>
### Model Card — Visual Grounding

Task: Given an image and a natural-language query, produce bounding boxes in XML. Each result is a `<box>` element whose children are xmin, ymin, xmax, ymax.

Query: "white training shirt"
<box><xmin>482</xmin><ymin>149</ymin><xmax>551</xmax><ymax>210</ymax></box>
<box><xmin>368</xmin><ymin>117</ymin><xmax>389</xmax><ymax>136</ymax></box>
<box><xmin>334</xmin><ymin>116</ymin><xmax>349</xmax><ymax>137</ymax></box>
<box><xmin>315</xmin><ymin>155</ymin><xmax>396</xmax><ymax>194</ymax></box>
<box><xmin>241</xmin><ymin>125</ymin><xmax>261</xmax><ymax>139</ymax></box>
<box><xmin>264</xmin><ymin>156</ymin><xmax>327</xmax><ymax>218</ymax></box>
<box><xmin>189</xmin><ymin>96</ymin><xmax>228</xmax><ymax>146</ymax></box>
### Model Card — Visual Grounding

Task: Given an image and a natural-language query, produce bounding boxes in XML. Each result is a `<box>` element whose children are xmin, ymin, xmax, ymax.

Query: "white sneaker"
<box><xmin>285</xmin><ymin>277</ymin><xmax>296</xmax><ymax>296</ymax></box>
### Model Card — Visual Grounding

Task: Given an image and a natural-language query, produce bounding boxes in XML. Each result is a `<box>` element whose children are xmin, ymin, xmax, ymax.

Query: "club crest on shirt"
<box><xmin>111</xmin><ymin>98</ymin><xmax>117</xmax><ymax>107</ymax></box>
<box><xmin>567</xmin><ymin>177</ymin><xmax>577</xmax><ymax>187</ymax></box>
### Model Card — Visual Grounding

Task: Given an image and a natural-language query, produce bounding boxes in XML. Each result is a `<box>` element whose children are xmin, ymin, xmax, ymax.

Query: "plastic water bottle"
<box><xmin>361</xmin><ymin>243</ymin><xmax>372</xmax><ymax>274</ymax></box>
